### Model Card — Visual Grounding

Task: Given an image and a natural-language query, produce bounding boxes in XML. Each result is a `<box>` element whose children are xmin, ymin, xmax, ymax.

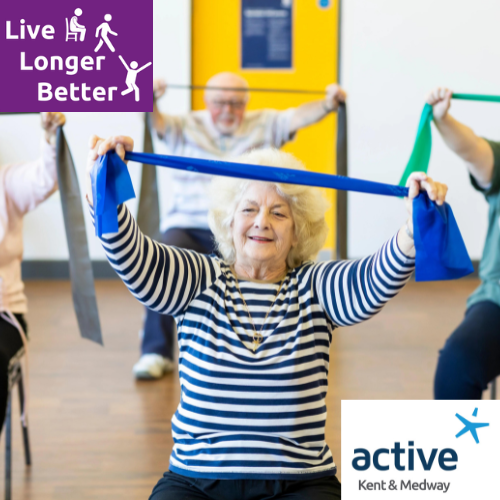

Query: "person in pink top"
<box><xmin>0</xmin><ymin>112</ymin><xmax>65</xmax><ymax>431</ymax></box>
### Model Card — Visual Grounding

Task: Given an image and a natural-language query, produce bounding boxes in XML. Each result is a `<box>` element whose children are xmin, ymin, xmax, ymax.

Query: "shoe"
<box><xmin>133</xmin><ymin>354</ymin><xmax>174</xmax><ymax>380</ymax></box>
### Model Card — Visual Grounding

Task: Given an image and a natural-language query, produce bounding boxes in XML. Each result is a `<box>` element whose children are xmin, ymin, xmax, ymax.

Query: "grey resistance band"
<box><xmin>136</xmin><ymin>113</ymin><xmax>160</xmax><ymax>239</ymax></box>
<box><xmin>55</xmin><ymin>128</ymin><xmax>102</xmax><ymax>345</ymax></box>
<box><xmin>336</xmin><ymin>103</ymin><xmax>348</xmax><ymax>259</ymax></box>
<box><xmin>165</xmin><ymin>84</ymin><xmax>327</xmax><ymax>95</ymax></box>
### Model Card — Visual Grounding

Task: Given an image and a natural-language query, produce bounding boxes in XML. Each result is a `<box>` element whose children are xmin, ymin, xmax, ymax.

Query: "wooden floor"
<box><xmin>0</xmin><ymin>278</ymin><xmax>479</xmax><ymax>499</ymax></box>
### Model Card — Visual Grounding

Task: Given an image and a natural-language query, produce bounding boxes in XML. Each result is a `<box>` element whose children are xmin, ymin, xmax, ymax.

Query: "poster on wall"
<box><xmin>241</xmin><ymin>0</ymin><xmax>293</xmax><ymax>69</ymax></box>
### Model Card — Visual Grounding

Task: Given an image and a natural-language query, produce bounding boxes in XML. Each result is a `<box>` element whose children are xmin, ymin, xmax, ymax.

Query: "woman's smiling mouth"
<box><xmin>249</xmin><ymin>235</ymin><xmax>273</xmax><ymax>243</ymax></box>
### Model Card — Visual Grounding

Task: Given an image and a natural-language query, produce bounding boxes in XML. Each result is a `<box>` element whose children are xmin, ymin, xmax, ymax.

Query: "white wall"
<box><xmin>0</xmin><ymin>0</ymin><xmax>191</xmax><ymax>260</ymax></box>
<box><xmin>341</xmin><ymin>0</ymin><xmax>500</xmax><ymax>259</ymax></box>
<box><xmin>152</xmin><ymin>1</ymin><xmax>192</xmax><ymax>228</ymax></box>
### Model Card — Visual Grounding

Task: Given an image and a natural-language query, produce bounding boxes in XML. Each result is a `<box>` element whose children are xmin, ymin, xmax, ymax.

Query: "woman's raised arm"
<box><xmin>86</xmin><ymin>135</ymin><xmax>221</xmax><ymax>315</ymax></box>
<box><xmin>314</xmin><ymin>172</ymin><xmax>448</xmax><ymax>327</ymax></box>
<box><xmin>4</xmin><ymin>112</ymin><xmax>65</xmax><ymax>215</ymax></box>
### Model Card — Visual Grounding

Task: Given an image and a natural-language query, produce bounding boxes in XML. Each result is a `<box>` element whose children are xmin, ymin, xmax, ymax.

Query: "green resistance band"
<box><xmin>398</xmin><ymin>93</ymin><xmax>500</xmax><ymax>187</ymax></box>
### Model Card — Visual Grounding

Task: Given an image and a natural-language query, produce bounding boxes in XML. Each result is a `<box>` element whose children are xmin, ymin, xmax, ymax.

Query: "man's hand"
<box><xmin>427</xmin><ymin>87</ymin><xmax>453</xmax><ymax>122</ymax></box>
<box><xmin>41</xmin><ymin>112</ymin><xmax>66</xmax><ymax>145</ymax></box>
<box><xmin>153</xmin><ymin>78</ymin><xmax>168</xmax><ymax>100</ymax></box>
<box><xmin>324</xmin><ymin>84</ymin><xmax>347</xmax><ymax>112</ymax></box>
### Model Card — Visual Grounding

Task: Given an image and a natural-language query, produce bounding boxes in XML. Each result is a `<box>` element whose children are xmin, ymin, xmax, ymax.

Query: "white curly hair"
<box><xmin>208</xmin><ymin>148</ymin><xmax>330</xmax><ymax>269</ymax></box>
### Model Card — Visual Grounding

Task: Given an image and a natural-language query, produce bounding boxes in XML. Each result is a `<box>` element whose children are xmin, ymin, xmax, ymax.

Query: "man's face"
<box><xmin>204</xmin><ymin>90</ymin><xmax>248</xmax><ymax>135</ymax></box>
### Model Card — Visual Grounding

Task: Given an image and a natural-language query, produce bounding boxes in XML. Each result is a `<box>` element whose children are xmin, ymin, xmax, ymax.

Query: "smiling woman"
<box><xmin>85</xmin><ymin>135</ymin><xmax>449</xmax><ymax>500</ymax></box>
<box><xmin>209</xmin><ymin>148</ymin><xmax>329</xmax><ymax>277</ymax></box>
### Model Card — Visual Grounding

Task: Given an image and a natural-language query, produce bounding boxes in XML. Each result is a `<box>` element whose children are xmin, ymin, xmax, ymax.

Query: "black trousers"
<box><xmin>141</xmin><ymin>228</ymin><xmax>217</xmax><ymax>359</ymax></box>
<box><xmin>434</xmin><ymin>301</ymin><xmax>500</xmax><ymax>399</ymax></box>
<box><xmin>149</xmin><ymin>471</ymin><xmax>342</xmax><ymax>500</ymax></box>
<box><xmin>0</xmin><ymin>314</ymin><xmax>26</xmax><ymax>431</ymax></box>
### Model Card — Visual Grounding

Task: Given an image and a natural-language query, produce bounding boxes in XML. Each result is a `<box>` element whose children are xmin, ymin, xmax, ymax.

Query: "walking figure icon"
<box><xmin>118</xmin><ymin>56</ymin><xmax>152</xmax><ymax>102</ymax></box>
<box><xmin>95</xmin><ymin>14</ymin><xmax>118</xmax><ymax>53</ymax></box>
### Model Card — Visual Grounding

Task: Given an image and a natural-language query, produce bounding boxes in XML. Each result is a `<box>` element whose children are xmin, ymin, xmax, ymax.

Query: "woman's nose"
<box><xmin>254</xmin><ymin>211</ymin><xmax>270</xmax><ymax>228</ymax></box>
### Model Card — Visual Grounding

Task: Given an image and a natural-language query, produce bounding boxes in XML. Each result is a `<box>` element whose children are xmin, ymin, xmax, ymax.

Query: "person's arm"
<box><xmin>314</xmin><ymin>172</ymin><xmax>447</xmax><ymax>326</ymax></box>
<box><xmin>137</xmin><ymin>62</ymin><xmax>152</xmax><ymax>73</ymax></box>
<box><xmin>314</xmin><ymin>231</ymin><xmax>414</xmax><ymax>326</ymax></box>
<box><xmin>95</xmin><ymin>203</ymin><xmax>219</xmax><ymax>315</ymax></box>
<box><xmin>4</xmin><ymin>112</ymin><xmax>65</xmax><ymax>215</ymax></box>
<box><xmin>428</xmin><ymin>87</ymin><xmax>494</xmax><ymax>187</ymax></box>
<box><xmin>151</xmin><ymin>78</ymin><xmax>168</xmax><ymax>137</ymax></box>
<box><xmin>149</xmin><ymin>79</ymin><xmax>186</xmax><ymax>151</ymax></box>
<box><xmin>118</xmin><ymin>55</ymin><xmax>129</xmax><ymax>71</ymax></box>
<box><xmin>85</xmin><ymin>135</ymin><xmax>220</xmax><ymax>314</ymax></box>
<box><xmin>288</xmin><ymin>84</ymin><xmax>347</xmax><ymax>134</ymax></box>
<box><xmin>95</xmin><ymin>25</ymin><xmax>102</xmax><ymax>37</ymax></box>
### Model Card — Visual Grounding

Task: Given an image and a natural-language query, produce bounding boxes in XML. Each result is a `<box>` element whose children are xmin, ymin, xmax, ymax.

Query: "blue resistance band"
<box><xmin>91</xmin><ymin>151</ymin><xmax>474</xmax><ymax>282</ymax></box>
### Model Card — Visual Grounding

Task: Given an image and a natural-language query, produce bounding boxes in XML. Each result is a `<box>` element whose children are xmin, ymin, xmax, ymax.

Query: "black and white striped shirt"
<box><xmin>98</xmin><ymin>204</ymin><xmax>415</xmax><ymax>480</ymax></box>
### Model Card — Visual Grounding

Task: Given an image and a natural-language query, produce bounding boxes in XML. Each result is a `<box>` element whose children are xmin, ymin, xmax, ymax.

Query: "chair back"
<box><xmin>65</xmin><ymin>18</ymin><xmax>78</xmax><ymax>41</ymax></box>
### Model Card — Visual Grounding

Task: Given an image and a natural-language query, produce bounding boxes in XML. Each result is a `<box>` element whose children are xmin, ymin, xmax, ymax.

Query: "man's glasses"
<box><xmin>209</xmin><ymin>100</ymin><xmax>247</xmax><ymax>110</ymax></box>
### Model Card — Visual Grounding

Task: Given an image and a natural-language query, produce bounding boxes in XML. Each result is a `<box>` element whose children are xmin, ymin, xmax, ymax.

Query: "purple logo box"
<box><xmin>0</xmin><ymin>0</ymin><xmax>153</xmax><ymax>112</ymax></box>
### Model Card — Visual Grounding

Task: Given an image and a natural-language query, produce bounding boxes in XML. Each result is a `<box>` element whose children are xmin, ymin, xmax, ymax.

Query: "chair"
<box><xmin>65</xmin><ymin>19</ymin><xmax>78</xmax><ymax>41</ymax></box>
<box><xmin>4</xmin><ymin>362</ymin><xmax>31</xmax><ymax>500</ymax></box>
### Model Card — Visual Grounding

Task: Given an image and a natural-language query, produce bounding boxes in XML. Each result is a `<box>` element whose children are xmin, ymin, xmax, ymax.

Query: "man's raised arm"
<box><xmin>288</xmin><ymin>84</ymin><xmax>347</xmax><ymax>134</ymax></box>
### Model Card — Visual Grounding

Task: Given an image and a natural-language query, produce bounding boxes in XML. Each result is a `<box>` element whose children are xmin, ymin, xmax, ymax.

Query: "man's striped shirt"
<box><xmin>99</xmin><ymin>204</ymin><xmax>415</xmax><ymax>479</ymax></box>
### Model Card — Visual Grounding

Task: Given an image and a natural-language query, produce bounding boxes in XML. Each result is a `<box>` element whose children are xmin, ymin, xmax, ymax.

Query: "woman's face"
<box><xmin>232</xmin><ymin>183</ymin><xmax>296</xmax><ymax>271</ymax></box>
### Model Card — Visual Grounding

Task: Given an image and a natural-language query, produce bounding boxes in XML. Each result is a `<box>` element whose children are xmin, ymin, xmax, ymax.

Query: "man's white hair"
<box><xmin>208</xmin><ymin>149</ymin><xmax>330</xmax><ymax>269</ymax></box>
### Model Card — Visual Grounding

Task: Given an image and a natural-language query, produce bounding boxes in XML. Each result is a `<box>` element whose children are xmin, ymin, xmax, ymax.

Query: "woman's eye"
<box><xmin>243</xmin><ymin>208</ymin><xmax>255</xmax><ymax>213</ymax></box>
<box><xmin>273</xmin><ymin>212</ymin><xmax>284</xmax><ymax>217</ymax></box>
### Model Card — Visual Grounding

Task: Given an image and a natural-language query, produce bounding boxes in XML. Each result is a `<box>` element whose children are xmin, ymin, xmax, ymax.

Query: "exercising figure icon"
<box><xmin>118</xmin><ymin>55</ymin><xmax>152</xmax><ymax>102</ymax></box>
<box><xmin>95</xmin><ymin>14</ymin><xmax>118</xmax><ymax>53</ymax></box>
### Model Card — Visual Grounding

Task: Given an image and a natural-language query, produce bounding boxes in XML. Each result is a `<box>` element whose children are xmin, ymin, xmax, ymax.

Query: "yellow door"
<box><xmin>192</xmin><ymin>0</ymin><xmax>339</xmax><ymax>256</ymax></box>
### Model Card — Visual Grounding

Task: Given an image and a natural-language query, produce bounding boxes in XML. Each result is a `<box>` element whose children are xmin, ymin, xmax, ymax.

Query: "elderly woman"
<box><xmin>0</xmin><ymin>112</ymin><xmax>65</xmax><ymax>431</ymax></box>
<box><xmin>86</xmin><ymin>136</ymin><xmax>447</xmax><ymax>500</ymax></box>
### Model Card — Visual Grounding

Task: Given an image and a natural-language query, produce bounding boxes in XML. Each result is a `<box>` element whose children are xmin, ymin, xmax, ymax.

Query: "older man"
<box><xmin>133</xmin><ymin>71</ymin><xmax>347</xmax><ymax>379</ymax></box>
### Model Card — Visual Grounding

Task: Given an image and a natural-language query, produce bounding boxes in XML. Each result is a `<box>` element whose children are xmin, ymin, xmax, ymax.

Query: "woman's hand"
<box><xmin>405</xmin><ymin>171</ymin><xmax>448</xmax><ymax>217</ymax></box>
<box><xmin>398</xmin><ymin>172</ymin><xmax>448</xmax><ymax>257</ymax></box>
<box><xmin>427</xmin><ymin>87</ymin><xmax>452</xmax><ymax>122</ymax></box>
<box><xmin>41</xmin><ymin>112</ymin><xmax>66</xmax><ymax>145</ymax></box>
<box><xmin>85</xmin><ymin>135</ymin><xmax>134</xmax><ymax>206</ymax></box>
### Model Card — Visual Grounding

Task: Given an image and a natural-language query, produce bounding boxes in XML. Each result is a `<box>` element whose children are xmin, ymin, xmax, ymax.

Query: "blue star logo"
<box><xmin>455</xmin><ymin>408</ymin><xmax>489</xmax><ymax>444</ymax></box>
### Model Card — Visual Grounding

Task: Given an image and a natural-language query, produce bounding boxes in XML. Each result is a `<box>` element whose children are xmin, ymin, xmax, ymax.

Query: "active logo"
<box><xmin>0</xmin><ymin>0</ymin><xmax>153</xmax><ymax>111</ymax></box>
<box><xmin>342</xmin><ymin>401</ymin><xmax>498</xmax><ymax>499</ymax></box>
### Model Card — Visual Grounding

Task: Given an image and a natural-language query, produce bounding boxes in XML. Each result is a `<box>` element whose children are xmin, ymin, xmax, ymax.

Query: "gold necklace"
<box><xmin>231</xmin><ymin>271</ymin><xmax>286</xmax><ymax>352</ymax></box>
